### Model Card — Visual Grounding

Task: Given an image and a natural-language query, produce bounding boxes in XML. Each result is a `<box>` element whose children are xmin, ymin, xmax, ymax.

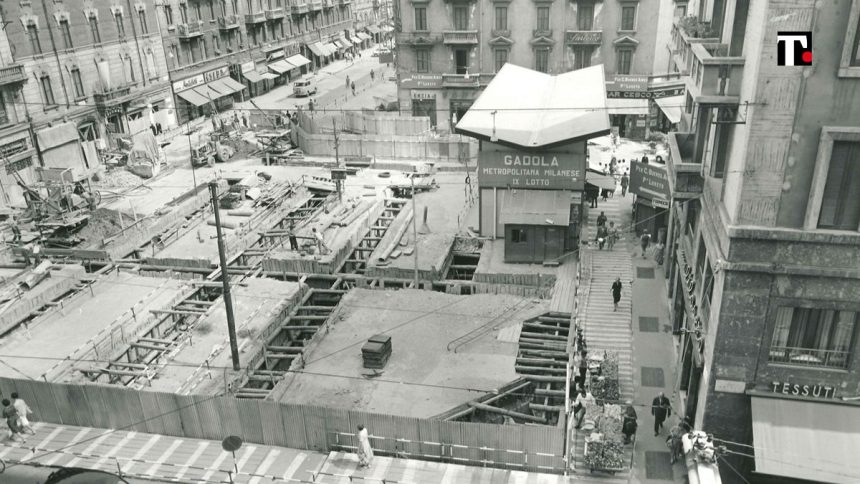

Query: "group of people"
<box><xmin>595</xmin><ymin>211</ymin><xmax>618</xmax><ymax>251</ymax></box>
<box><xmin>3</xmin><ymin>392</ymin><xmax>35</xmax><ymax>443</ymax></box>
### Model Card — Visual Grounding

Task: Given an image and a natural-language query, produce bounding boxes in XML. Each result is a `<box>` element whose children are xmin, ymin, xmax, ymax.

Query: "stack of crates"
<box><xmin>361</xmin><ymin>334</ymin><xmax>392</xmax><ymax>369</ymax></box>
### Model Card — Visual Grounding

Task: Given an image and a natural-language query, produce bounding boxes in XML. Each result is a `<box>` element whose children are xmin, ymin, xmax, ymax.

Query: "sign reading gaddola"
<box><xmin>478</xmin><ymin>151</ymin><xmax>585</xmax><ymax>190</ymax></box>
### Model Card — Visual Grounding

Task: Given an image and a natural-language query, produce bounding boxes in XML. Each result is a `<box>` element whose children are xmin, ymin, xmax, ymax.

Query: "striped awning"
<box><xmin>176</xmin><ymin>89</ymin><xmax>209</xmax><ymax>106</ymax></box>
<box><xmin>268</xmin><ymin>60</ymin><xmax>295</xmax><ymax>74</ymax></box>
<box><xmin>322</xmin><ymin>43</ymin><xmax>337</xmax><ymax>56</ymax></box>
<box><xmin>307</xmin><ymin>42</ymin><xmax>325</xmax><ymax>57</ymax></box>
<box><xmin>286</xmin><ymin>54</ymin><xmax>311</xmax><ymax>68</ymax></box>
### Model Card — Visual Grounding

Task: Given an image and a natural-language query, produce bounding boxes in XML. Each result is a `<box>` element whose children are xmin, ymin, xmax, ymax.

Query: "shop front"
<box><xmin>606</xmin><ymin>75</ymin><xmax>686</xmax><ymax>140</ymax></box>
<box><xmin>366</xmin><ymin>25</ymin><xmax>382</xmax><ymax>43</ymax></box>
<box><xmin>629</xmin><ymin>160</ymin><xmax>670</xmax><ymax>238</ymax></box>
<box><xmin>266</xmin><ymin>49</ymin><xmax>295</xmax><ymax>85</ymax></box>
<box><xmin>172</xmin><ymin>65</ymin><xmax>247</xmax><ymax>124</ymax></box>
<box><xmin>305</xmin><ymin>42</ymin><xmax>330</xmax><ymax>69</ymax></box>
<box><xmin>400</xmin><ymin>74</ymin><xmax>443</xmax><ymax>128</ymax></box>
<box><xmin>241</xmin><ymin>61</ymin><xmax>278</xmax><ymax>98</ymax></box>
<box><xmin>410</xmin><ymin>91</ymin><xmax>437</xmax><ymax>127</ymax></box>
<box><xmin>285</xmin><ymin>54</ymin><xmax>312</xmax><ymax>75</ymax></box>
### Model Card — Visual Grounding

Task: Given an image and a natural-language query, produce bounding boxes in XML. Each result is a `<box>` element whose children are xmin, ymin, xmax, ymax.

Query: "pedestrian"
<box><xmin>2</xmin><ymin>398</ymin><xmax>25</xmax><ymax>442</ymax></box>
<box><xmin>642</xmin><ymin>155</ymin><xmax>649</xmax><ymax>164</ymax></box>
<box><xmin>351</xmin><ymin>81</ymin><xmax>356</xmax><ymax>96</ymax></box>
<box><xmin>573</xmin><ymin>388</ymin><xmax>595</xmax><ymax>429</ymax></box>
<box><xmin>654</xmin><ymin>241</ymin><xmax>665</xmax><ymax>266</ymax></box>
<box><xmin>621</xmin><ymin>171</ymin><xmax>629</xmax><ymax>197</ymax></box>
<box><xmin>242</xmin><ymin>112</ymin><xmax>249</xmax><ymax>128</ymax></box>
<box><xmin>611</xmin><ymin>277</ymin><xmax>622</xmax><ymax>311</ymax></box>
<box><xmin>588</xmin><ymin>185</ymin><xmax>599</xmax><ymax>208</ymax></box>
<box><xmin>596</xmin><ymin>224</ymin><xmax>608</xmax><ymax>250</ymax></box>
<box><xmin>607</xmin><ymin>221</ymin><xmax>618</xmax><ymax>250</ymax></box>
<box><xmin>601</xmin><ymin>188</ymin><xmax>610</xmax><ymax>201</ymax></box>
<box><xmin>596</xmin><ymin>211</ymin><xmax>607</xmax><ymax>228</ymax></box>
<box><xmin>32</xmin><ymin>240</ymin><xmax>42</xmax><ymax>266</ymax></box>
<box><xmin>312</xmin><ymin>227</ymin><xmax>329</xmax><ymax>255</ymax></box>
<box><xmin>668</xmin><ymin>418</ymin><xmax>692</xmax><ymax>464</ymax></box>
<box><xmin>287</xmin><ymin>221</ymin><xmax>300</xmax><ymax>251</ymax></box>
<box><xmin>10</xmin><ymin>216</ymin><xmax>21</xmax><ymax>245</ymax></box>
<box><xmin>346</xmin><ymin>75</ymin><xmax>350</xmax><ymax>89</ymax></box>
<box><xmin>622</xmin><ymin>402</ymin><xmax>638</xmax><ymax>444</ymax></box>
<box><xmin>357</xmin><ymin>425</ymin><xmax>374</xmax><ymax>468</ymax></box>
<box><xmin>640</xmin><ymin>230</ymin><xmax>652</xmax><ymax>259</ymax></box>
<box><xmin>651</xmin><ymin>392</ymin><xmax>672</xmax><ymax>436</ymax></box>
<box><xmin>573</xmin><ymin>351</ymin><xmax>587</xmax><ymax>390</ymax></box>
<box><xmin>370</xmin><ymin>69</ymin><xmax>375</xmax><ymax>82</ymax></box>
<box><xmin>11</xmin><ymin>392</ymin><xmax>35</xmax><ymax>435</ymax></box>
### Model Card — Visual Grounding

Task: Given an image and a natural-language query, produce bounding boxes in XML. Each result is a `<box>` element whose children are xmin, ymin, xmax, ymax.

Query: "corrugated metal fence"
<box><xmin>0</xmin><ymin>377</ymin><xmax>565</xmax><ymax>473</ymax></box>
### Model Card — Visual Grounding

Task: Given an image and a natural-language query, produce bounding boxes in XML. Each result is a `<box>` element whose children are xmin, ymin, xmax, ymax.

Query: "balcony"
<box><xmin>342</xmin><ymin>0</ymin><xmax>352</xmax><ymax>5</ymax></box>
<box><xmin>533</xmin><ymin>29</ymin><xmax>553</xmax><ymax>38</ymax></box>
<box><xmin>218</xmin><ymin>14</ymin><xmax>241</xmax><ymax>30</ymax></box>
<box><xmin>565</xmin><ymin>30</ymin><xmax>602</xmax><ymax>45</ymax></box>
<box><xmin>93</xmin><ymin>85</ymin><xmax>133</xmax><ymax>108</ymax></box>
<box><xmin>245</xmin><ymin>11</ymin><xmax>267</xmax><ymax>24</ymax></box>
<box><xmin>372</xmin><ymin>0</ymin><xmax>379</xmax><ymax>7</ymax></box>
<box><xmin>669</xmin><ymin>19</ymin><xmax>719</xmax><ymax>75</ymax></box>
<box><xmin>291</xmin><ymin>2</ymin><xmax>309</xmax><ymax>14</ymax></box>
<box><xmin>399</xmin><ymin>31</ymin><xmax>441</xmax><ymax>46</ymax></box>
<box><xmin>0</xmin><ymin>64</ymin><xmax>27</xmax><ymax>86</ymax></box>
<box><xmin>442</xmin><ymin>73</ymin><xmax>480</xmax><ymax>88</ymax></box>
<box><xmin>321</xmin><ymin>0</ymin><xmax>333</xmax><ymax>7</ymax></box>
<box><xmin>266</xmin><ymin>7</ymin><xmax>285</xmax><ymax>20</ymax></box>
<box><xmin>769</xmin><ymin>346</ymin><xmax>851</xmax><ymax>370</ymax></box>
<box><xmin>687</xmin><ymin>43</ymin><xmax>744</xmax><ymax>104</ymax></box>
<box><xmin>177</xmin><ymin>22</ymin><xmax>203</xmax><ymax>38</ymax></box>
<box><xmin>310</xmin><ymin>0</ymin><xmax>323</xmax><ymax>11</ymax></box>
<box><xmin>490</xmin><ymin>29</ymin><xmax>510</xmax><ymax>38</ymax></box>
<box><xmin>442</xmin><ymin>30</ymin><xmax>478</xmax><ymax>45</ymax></box>
<box><xmin>666</xmin><ymin>131</ymin><xmax>704</xmax><ymax>194</ymax></box>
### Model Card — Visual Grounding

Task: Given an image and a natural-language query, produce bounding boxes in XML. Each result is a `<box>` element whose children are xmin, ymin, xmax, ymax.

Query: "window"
<box><xmin>840</xmin><ymin>1</ymin><xmax>860</xmax><ymax>76</ymax></box>
<box><xmin>145</xmin><ymin>50</ymin><xmax>157</xmax><ymax>77</ymax></box>
<box><xmin>232</xmin><ymin>0</ymin><xmax>239</xmax><ymax>14</ymax></box>
<box><xmin>195</xmin><ymin>2</ymin><xmax>202</xmax><ymax>20</ymax></box>
<box><xmin>27</xmin><ymin>24</ymin><xmax>42</xmax><ymax>54</ymax></box>
<box><xmin>5</xmin><ymin>158</ymin><xmax>32</xmax><ymax>175</ymax></box>
<box><xmin>414</xmin><ymin>7</ymin><xmax>427</xmax><ymax>31</ymax></box>
<box><xmin>115</xmin><ymin>13</ymin><xmax>125</xmax><ymax>37</ymax></box>
<box><xmin>686</xmin><ymin>199</ymin><xmax>700</xmax><ymax>235</ymax></box>
<box><xmin>572</xmin><ymin>46</ymin><xmax>592</xmax><ymax>69</ymax></box>
<box><xmin>59</xmin><ymin>20</ymin><xmax>73</xmax><ymax>49</ymax></box>
<box><xmin>209</xmin><ymin>0</ymin><xmax>216</xmax><ymax>18</ymax></box>
<box><xmin>180</xmin><ymin>4</ymin><xmax>188</xmax><ymax>23</ymax></box>
<box><xmin>495</xmin><ymin>7</ymin><xmax>507</xmax><ymax>31</ymax></box>
<box><xmin>40</xmin><ymin>75</ymin><xmax>56</xmax><ymax>106</ymax></box>
<box><xmin>537</xmin><ymin>7</ymin><xmax>550</xmax><ymax>31</ymax></box>
<box><xmin>769</xmin><ymin>307</ymin><xmax>857</xmax><ymax>369</ymax></box>
<box><xmin>416</xmin><ymin>49</ymin><xmax>429</xmax><ymax>73</ymax></box>
<box><xmin>453</xmin><ymin>6</ymin><xmax>468</xmax><ymax>30</ymax></box>
<box><xmin>221</xmin><ymin>0</ymin><xmax>227</xmax><ymax>16</ymax></box>
<box><xmin>577</xmin><ymin>3</ymin><xmax>594</xmax><ymax>31</ymax></box>
<box><xmin>138</xmin><ymin>10</ymin><xmax>148</xmax><ymax>34</ymax></box>
<box><xmin>164</xmin><ymin>5</ymin><xmax>174</xmax><ymax>25</ymax></box>
<box><xmin>674</xmin><ymin>3</ymin><xmax>688</xmax><ymax>18</ymax></box>
<box><xmin>89</xmin><ymin>16</ymin><xmax>101</xmax><ymax>43</ymax></box>
<box><xmin>71</xmin><ymin>68</ymin><xmax>85</xmax><ymax>98</ymax></box>
<box><xmin>511</xmin><ymin>228</ymin><xmax>527</xmax><ymax>243</ymax></box>
<box><xmin>535</xmin><ymin>49</ymin><xmax>549</xmax><ymax>72</ymax></box>
<box><xmin>617</xmin><ymin>49</ymin><xmax>633</xmax><ymax>74</ymax></box>
<box><xmin>494</xmin><ymin>49</ymin><xmax>508</xmax><ymax>72</ymax></box>
<box><xmin>818</xmin><ymin>141</ymin><xmax>860</xmax><ymax>230</ymax></box>
<box><xmin>170</xmin><ymin>44</ymin><xmax>180</xmax><ymax>67</ymax></box>
<box><xmin>621</xmin><ymin>5</ymin><xmax>636</xmax><ymax>31</ymax></box>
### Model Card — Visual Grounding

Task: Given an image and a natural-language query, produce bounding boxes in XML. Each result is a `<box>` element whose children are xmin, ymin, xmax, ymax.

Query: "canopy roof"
<box><xmin>456</xmin><ymin>64</ymin><xmax>610</xmax><ymax>148</ymax></box>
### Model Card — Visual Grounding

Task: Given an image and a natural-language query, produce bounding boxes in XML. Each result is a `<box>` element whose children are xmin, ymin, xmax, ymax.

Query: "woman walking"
<box><xmin>607</xmin><ymin>221</ymin><xmax>618</xmax><ymax>250</ymax></box>
<box><xmin>611</xmin><ymin>277</ymin><xmax>622</xmax><ymax>312</ymax></box>
<box><xmin>357</xmin><ymin>425</ymin><xmax>374</xmax><ymax>468</ymax></box>
<box><xmin>3</xmin><ymin>398</ymin><xmax>26</xmax><ymax>442</ymax></box>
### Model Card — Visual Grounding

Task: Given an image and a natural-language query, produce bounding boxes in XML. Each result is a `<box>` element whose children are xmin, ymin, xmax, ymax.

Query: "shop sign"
<box><xmin>715</xmin><ymin>379</ymin><xmax>746</xmax><ymax>394</ymax></box>
<box><xmin>565</xmin><ymin>31</ymin><xmax>602</xmax><ymax>44</ymax></box>
<box><xmin>607</xmin><ymin>74</ymin><xmax>648</xmax><ymax>91</ymax></box>
<box><xmin>608</xmin><ymin>87</ymin><xmax>687</xmax><ymax>99</ymax></box>
<box><xmin>0</xmin><ymin>138</ymin><xmax>30</xmax><ymax>158</ymax></box>
<box><xmin>241</xmin><ymin>61</ymin><xmax>255</xmax><ymax>73</ymax></box>
<box><xmin>400</xmin><ymin>74</ymin><xmax>443</xmax><ymax>89</ymax></box>
<box><xmin>630</xmin><ymin>161</ymin><xmax>670</xmax><ymax>200</ymax></box>
<box><xmin>173</xmin><ymin>66</ymin><xmax>230</xmax><ymax>92</ymax></box>
<box><xmin>771</xmin><ymin>381</ymin><xmax>838</xmax><ymax>399</ymax></box>
<box><xmin>411</xmin><ymin>91</ymin><xmax>436</xmax><ymax>100</ymax></box>
<box><xmin>652</xmin><ymin>198</ymin><xmax>670</xmax><ymax>209</ymax></box>
<box><xmin>635</xmin><ymin>120</ymin><xmax>646</xmax><ymax>127</ymax></box>
<box><xmin>478</xmin><ymin>151</ymin><xmax>586</xmax><ymax>190</ymax></box>
<box><xmin>680</xmin><ymin>249</ymin><xmax>702</xmax><ymax>331</ymax></box>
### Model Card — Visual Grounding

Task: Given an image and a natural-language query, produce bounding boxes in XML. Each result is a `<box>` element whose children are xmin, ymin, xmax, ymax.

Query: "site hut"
<box><xmin>456</xmin><ymin>64</ymin><xmax>610</xmax><ymax>264</ymax></box>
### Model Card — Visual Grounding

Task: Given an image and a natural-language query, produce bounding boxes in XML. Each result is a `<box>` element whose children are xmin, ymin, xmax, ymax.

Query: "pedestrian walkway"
<box><xmin>1</xmin><ymin>422</ymin><xmax>613</xmax><ymax>484</ymax></box>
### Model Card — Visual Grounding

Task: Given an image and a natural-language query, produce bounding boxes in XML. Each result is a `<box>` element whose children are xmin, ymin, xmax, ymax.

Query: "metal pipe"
<box><xmin>209</xmin><ymin>182</ymin><xmax>241</xmax><ymax>371</ymax></box>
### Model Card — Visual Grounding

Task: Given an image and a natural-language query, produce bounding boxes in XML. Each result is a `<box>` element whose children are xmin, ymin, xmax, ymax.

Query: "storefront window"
<box><xmin>769</xmin><ymin>308</ymin><xmax>856</xmax><ymax>369</ymax></box>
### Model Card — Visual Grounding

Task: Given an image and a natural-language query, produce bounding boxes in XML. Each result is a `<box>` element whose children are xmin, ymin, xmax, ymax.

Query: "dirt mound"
<box><xmin>96</xmin><ymin>169</ymin><xmax>144</xmax><ymax>189</ymax></box>
<box><xmin>77</xmin><ymin>208</ymin><xmax>142</xmax><ymax>245</ymax></box>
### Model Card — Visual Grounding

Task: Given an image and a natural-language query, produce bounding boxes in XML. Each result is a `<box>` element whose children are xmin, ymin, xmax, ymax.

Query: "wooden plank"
<box><xmin>467</xmin><ymin>402</ymin><xmax>545</xmax><ymax>423</ymax></box>
<box><xmin>518</xmin><ymin>348</ymin><xmax>568</xmax><ymax>358</ymax></box>
<box><xmin>515</xmin><ymin>365</ymin><xmax>567</xmax><ymax>375</ymax></box>
<box><xmin>150</xmin><ymin>309</ymin><xmax>206</xmax><ymax>316</ymax></box>
<box><xmin>519</xmin><ymin>331</ymin><xmax>568</xmax><ymax>341</ymax></box>
<box><xmin>534</xmin><ymin>388</ymin><xmax>566</xmax><ymax>397</ymax></box>
<box><xmin>521</xmin><ymin>374</ymin><xmax>566</xmax><ymax>383</ymax></box>
<box><xmin>515</xmin><ymin>357</ymin><xmax>566</xmax><ymax>367</ymax></box>
<box><xmin>528</xmin><ymin>403</ymin><xmax>564</xmax><ymax>412</ymax></box>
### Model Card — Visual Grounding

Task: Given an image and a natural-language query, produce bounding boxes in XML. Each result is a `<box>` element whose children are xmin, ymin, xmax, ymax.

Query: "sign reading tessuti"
<box><xmin>629</xmin><ymin>161</ymin><xmax>670</xmax><ymax>200</ymax></box>
<box><xmin>478</xmin><ymin>151</ymin><xmax>585</xmax><ymax>190</ymax></box>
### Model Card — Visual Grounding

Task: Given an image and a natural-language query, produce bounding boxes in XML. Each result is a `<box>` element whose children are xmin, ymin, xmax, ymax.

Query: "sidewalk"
<box><xmin>0</xmin><ymin>422</ymin><xmax>612</xmax><ymax>484</ymax></box>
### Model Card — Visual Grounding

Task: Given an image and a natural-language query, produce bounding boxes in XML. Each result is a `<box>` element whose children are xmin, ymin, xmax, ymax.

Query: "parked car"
<box><xmin>293</xmin><ymin>79</ymin><xmax>317</xmax><ymax>97</ymax></box>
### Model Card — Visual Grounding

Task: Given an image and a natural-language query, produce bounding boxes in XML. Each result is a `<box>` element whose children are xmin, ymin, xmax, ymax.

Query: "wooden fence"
<box><xmin>0</xmin><ymin>377</ymin><xmax>565</xmax><ymax>473</ymax></box>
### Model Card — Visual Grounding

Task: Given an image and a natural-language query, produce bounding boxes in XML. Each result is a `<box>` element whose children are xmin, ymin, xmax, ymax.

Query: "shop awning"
<box><xmin>323</xmin><ymin>43</ymin><xmax>338</xmax><ymax>56</ymax></box>
<box><xmin>307</xmin><ymin>42</ymin><xmax>325</xmax><ymax>57</ymax></box>
<box><xmin>751</xmin><ymin>396</ymin><xmax>860</xmax><ymax>484</ymax></box>
<box><xmin>606</xmin><ymin>97</ymin><xmax>649</xmax><ymax>115</ymax></box>
<box><xmin>176</xmin><ymin>89</ymin><xmax>210</xmax><ymax>106</ymax></box>
<box><xmin>333</xmin><ymin>40</ymin><xmax>344</xmax><ymax>49</ymax></box>
<box><xmin>268</xmin><ymin>60</ymin><xmax>295</xmax><ymax>74</ymax></box>
<box><xmin>586</xmin><ymin>170</ymin><xmax>617</xmax><ymax>191</ymax></box>
<box><xmin>243</xmin><ymin>71</ymin><xmax>265</xmax><ymax>83</ymax></box>
<box><xmin>340</xmin><ymin>38</ymin><xmax>353</xmax><ymax>48</ymax></box>
<box><xmin>286</xmin><ymin>54</ymin><xmax>311</xmax><ymax>68</ymax></box>
<box><xmin>655</xmin><ymin>95</ymin><xmax>684</xmax><ymax>124</ymax></box>
<box><xmin>192</xmin><ymin>84</ymin><xmax>221</xmax><ymax>102</ymax></box>
<box><xmin>209</xmin><ymin>77</ymin><xmax>246</xmax><ymax>95</ymax></box>
<box><xmin>367</xmin><ymin>25</ymin><xmax>381</xmax><ymax>35</ymax></box>
<box><xmin>499</xmin><ymin>190</ymin><xmax>570</xmax><ymax>226</ymax></box>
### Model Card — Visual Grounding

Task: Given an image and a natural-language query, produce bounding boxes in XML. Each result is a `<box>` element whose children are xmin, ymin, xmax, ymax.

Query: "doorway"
<box><xmin>454</xmin><ymin>49</ymin><xmax>469</xmax><ymax>74</ymax></box>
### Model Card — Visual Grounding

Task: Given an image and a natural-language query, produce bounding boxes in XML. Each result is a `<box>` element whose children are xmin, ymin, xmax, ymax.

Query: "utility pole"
<box><xmin>333</xmin><ymin>118</ymin><xmax>342</xmax><ymax>201</ymax></box>
<box><xmin>209</xmin><ymin>182</ymin><xmax>240</xmax><ymax>371</ymax></box>
<box><xmin>410</xmin><ymin>172</ymin><xmax>418</xmax><ymax>287</ymax></box>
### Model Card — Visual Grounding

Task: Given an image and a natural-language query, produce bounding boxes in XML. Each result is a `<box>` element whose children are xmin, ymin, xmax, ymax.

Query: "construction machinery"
<box><xmin>16</xmin><ymin>167</ymin><xmax>101</xmax><ymax>245</ymax></box>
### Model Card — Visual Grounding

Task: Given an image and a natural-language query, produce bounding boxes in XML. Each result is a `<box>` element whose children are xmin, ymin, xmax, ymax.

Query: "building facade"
<box><xmin>395</xmin><ymin>0</ymin><xmax>672</xmax><ymax>133</ymax></box>
<box><xmin>662</xmin><ymin>1</ymin><xmax>860</xmax><ymax>483</ymax></box>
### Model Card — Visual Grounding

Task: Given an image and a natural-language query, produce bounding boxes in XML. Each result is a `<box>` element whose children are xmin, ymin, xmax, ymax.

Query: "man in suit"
<box><xmin>651</xmin><ymin>392</ymin><xmax>672</xmax><ymax>436</ymax></box>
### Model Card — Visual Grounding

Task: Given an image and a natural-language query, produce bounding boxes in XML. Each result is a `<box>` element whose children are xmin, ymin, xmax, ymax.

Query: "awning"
<box><xmin>366</xmin><ymin>25</ymin><xmax>381</xmax><ymax>35</ymax></box>
<box><xmin>243</xmin><ymin>71</ymin><xmax>266</xmax><ymax>83</ymax></box>
<box><xmin>358</xmin><ymin>32</ymin><xmax>372</xmax><ymax>41</ymax></box>
<box><xmin>340</xmin><ymin>38</ymin><xmax>353</xmax><ymax>48</ymax></box>
<box><xmin>209</xmin><ymin>77</ymin><xmax>246</xmax><ymax>95</ymax></box>
<box><xmin>268</xmin><ymin>60</ymin><xmax>295</xmax><ymax>74</ymax></box>
<box><xmin>751</xmin><ymin>396</ymin><xmax>860</xmax><ymax>484</ymax></box>
<box><xmin>323</xmin><ymin>43</ymin><xmax>337</xmax><ymax>56</ymax></box>
<box><xmin>192</xmin><ymin>84</ymin><xmax>221</xmax><ymax>102</ymax></box>
<box><xmin>606</xmin><ymin>97</ymin><xmax>649</xmax><ymax>115</ymax></box>
<box><xmin>586</xmin><ymin>171</ymin><xmax>617</xmax><ymax>191</ymax></box>
<box><xmin>176</xmin><ymin>89</ymin><xmax>210</xmax><ymax>106</ymax></box>
<box><xmin>499</xmin><ymin>190</ymin><xmax>570</xmax><ymax>226</ymax></box>
<box><xmin>655</xmin><ymin>95</ymin><xmax>684</xmax><ymax>124</ymax></box>
<box><xmin>333</xmin><ymin>40</ymin><xmax>344</xmax><ymax>49</ymax></box>
<box><xmin>286</xmin><ymin>54</ymin><xmax>311</xmax><ymax>68</ymax></box>
<box><xmin>307</xmin><ymin>42</ymin><xmax>325</xmax><ymax>57</ymax></box>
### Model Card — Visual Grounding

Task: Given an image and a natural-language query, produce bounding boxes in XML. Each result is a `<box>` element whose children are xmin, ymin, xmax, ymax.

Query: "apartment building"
<box><xmin>395</xmin><ymin>0</ymin><xmax>674</xmax><ymax>133</ymax></box>
<box><xmin>661</xmin><ymin>1</ymin><xmax>860</xmax><ymax>483</ymax></box>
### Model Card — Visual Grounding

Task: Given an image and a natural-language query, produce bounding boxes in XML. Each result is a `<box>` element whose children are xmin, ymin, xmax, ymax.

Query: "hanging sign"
<box><xmin>630</xmin><ymin>161</ymin><xmax>670</xmax><ymax>200</ymax></box>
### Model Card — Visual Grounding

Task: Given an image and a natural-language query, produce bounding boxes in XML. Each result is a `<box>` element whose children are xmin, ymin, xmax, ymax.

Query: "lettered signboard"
<box><xmin>478</xmin><ymin>151</ymin><xmax>586</xmax><ymax>190</ymax></box>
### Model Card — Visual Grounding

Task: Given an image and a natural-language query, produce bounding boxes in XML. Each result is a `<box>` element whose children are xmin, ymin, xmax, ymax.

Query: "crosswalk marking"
<box><xmin>281</xmin><ymin>451</ymin><xmax>308</xmax><ymax>479</ymax></box>
<box><xmin>367</xmin><ymin>454</ymin><xmax>391</xmax><ymax>480</ymax></box>
<box><xmin>248</xmin><ymin>449</ymin><xmax>280</xmax><ymax>484</ymax></box>
<box><xmin>199</xmin><ymin>448</ymin><xmax>230</xmax><ymax>482</ymax></box>
<box><xmin>65</xmin><ymin>430</ymin><xmax>112</xmax><ymax>468</ymax></box>
<box><xmin>120</xmin><ymin>433</ymin><xmax>160</xmax><ymax>473</ymax></box>
<box><xmin>173</xmin><ymin>441</ymin><xmax>209</xmax><ymax>481</ymax></box>
<box><xmin>95</xmin><ymin>431</ymin><xmax>136</xmax><ymax>468</ymax></box>
<box><xmin>21</xmin><ymin>426</ymin><xmax>65</xmax><ymax>462</ymax></box>
<box><xmin>42</xmin><ymin>427</ymin><xmax>91</xmax><ymax>466</ymax></box>
<box><xmin>235</xmin><ymin>444</ymin><xmax>258</xmax><ymax>473</ymax></box>
<box><xmin>143</xmin><ymin>438</ymin><xmax>185</xmax><ymax>477</ymax></box>
<box><xmin>440</xmin><ymin>463</ymin><xmax>459</xmax><ymax>484</ymax></box>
